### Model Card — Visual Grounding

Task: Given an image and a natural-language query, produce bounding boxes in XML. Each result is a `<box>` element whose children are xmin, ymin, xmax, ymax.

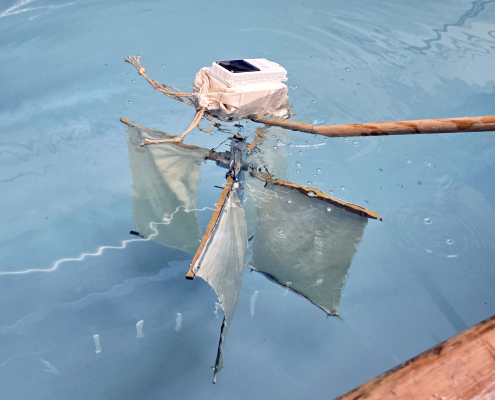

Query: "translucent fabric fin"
<box><xmin>249</xmin><ymin>182</ymin><xmax>369</xmax><ymax>316</ymax></box>
<box><xmin>239</xmin><ymin>126</ymin><xmax>290</xmax><ymax>239</ymax></box>
<box><xmin>193</xmin><ymin>188</ymin><xmax>248</xmax><ymax>380</ymax></box>
<box><xmin>126</xmin><ymin>124</ymin><xmax>209</xmax><ymax>253</ymax></box>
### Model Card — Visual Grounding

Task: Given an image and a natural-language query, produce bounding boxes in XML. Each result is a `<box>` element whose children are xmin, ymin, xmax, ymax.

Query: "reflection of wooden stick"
<box><xmin>255</xmin><ymin>116</ymin><xmax>495</xmax><ymax>137</ymax></box>
<box><xmin>186</xmin><ymin>176</ymin><xmax>234</xmax><ymax>280</ymax></box>
<box><xmin>336</xmin><ymin>314</ymin><xmax>495</xmax><ymax>400</ymax></box>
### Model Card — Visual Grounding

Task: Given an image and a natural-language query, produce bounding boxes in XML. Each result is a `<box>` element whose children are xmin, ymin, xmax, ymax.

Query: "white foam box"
<box><xmin>207</xmin><ymin>59</ymin><xmax>288</xmax><ymax>88</ymax></box>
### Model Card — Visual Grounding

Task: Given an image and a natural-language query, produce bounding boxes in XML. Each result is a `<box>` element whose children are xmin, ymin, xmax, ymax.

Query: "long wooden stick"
<box><xmin>336</xmin><ymin>314</ymin><xmax>495</xmax><ymax>400</ymax></box>
<box><xmin>255</xmin><ymin>115</ymin><xmax>495</xmax><ymax>137</ymax></box>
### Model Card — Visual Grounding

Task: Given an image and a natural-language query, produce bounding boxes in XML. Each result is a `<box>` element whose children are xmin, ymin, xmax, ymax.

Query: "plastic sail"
<box><xmin>192</xmin><ymin>188</ymin><xmax>248</xmax><ymax>380</ymax></box>
<box><xmin>126</xmin><ymin>125</ymin><xmax>209</xmax><ymax>253</ymax></box>
<box><xmin>249</xmin><ymin>183</ymin><xmax>368</xmax><ymax>316</ymax></box>
<box><xmin>239</xmin><ymin>126</ymin><xmax>290</xmax><ymax>238</ymax></box>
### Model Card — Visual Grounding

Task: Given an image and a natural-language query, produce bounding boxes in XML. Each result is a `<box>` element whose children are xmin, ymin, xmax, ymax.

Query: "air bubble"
<box><xmin>294</xmin><ymin>85</ymin><xmax>298</xmax><ymax>89</ymax></box>
<box><xmin>326</xmin><ymin>207</ymin><xmax>332</xmax><ymax>212</ymax></box>
<box><xmin>406</xmin><ymin>159</ymin><xmax>411</xmax><ymax>164</ymax></box>
<box><xmin>446</xmin><ymin>239</ymin><xmax>453</xmax><ymax>244</ymax></box>
<box><xmin>132</xmin><ymin>79</ymin><xmax>136</xmax><ymax>82</ymax></box>
<box><xmin>313</xmin><ymin>174</ymin><xmax>317</xmax><ymax>177</ymax></box>
<box><xmin>424</xmin><ymin>218</ymin><xmax>432</xmax><ymax>224</ymax></box>
<box><xmin>276</xmin><ymin>139</ymin><xmax>282</xmax><ymax>144</ymax></box>
<box><xmin>308</xmin><ymin>191</ymin><xmax>316</xmax><ymax>196</ymax></box>
<box><xmin>295</xmin><ymin>161</ymin><xmax>302</xmax><ymax>167</ymax></box>
<box><xmin>287</xmin><ymin>200</ymin><xmax>292</xmax><ymax>204</ymax></box>
<box><xmin>273</xmin><ymin>146</ymin><xmax>277</xmax><ymax>149</ymax></box>
<box><xmin>307</xmin><ymin>181</ymin><xmax>313</xmax><ymax>185</ymax></box>
<box><xmin>316</xmin><ymin>168</ymin><xmax>322</xmax><ymax>173</ymax></box>
<box><xmin>312</xmin><ymin>100</ymin><xmax>316</xmax><ymax>103</ymax></box>
<box><xmin>299</xmin><ymin>151</ymin><xmax>303</xmax><ymax>155</ymax></box>
<box><xmin>353</xmin><ymin>141</ymin><xmax>358</xmax><ymax>146</ymax></box>
<box><xmin>353</xmin><ymin>91</ymin><xmax>357</xmax><ymax>94</ymax></box>
<box><xmin>345</xmin><ymin>68</ymin><xmax>350</xmax><ymax>72</ymax></box>
<box><xmin>128</xmin><ymin>100</ymin><xmax>133</xmax><ymax>104</ymax></box>
<box><xmin>340</xmin><ymin>186</ymin><xmax>345</xmax><ymax>191</ymax></box>
<box><xmin>278</xmin><ymin>229</ymin><xmax>285</xmax><ymax>235</ymax></box>
<box><xmin>161</xmin><ymin>64</ymin><xmax>166</xmax><ymax>67</ymax></box>
<box><xmin>344</xmin><ymin>138</ymin><xmax>349</xmax><ymax>142</ymax></box>
<box><xmin>126</xmin><ymin>73</ymin><xmax>130</xmax><ymax>76</ymax></box>
<box><xmin>324</xmin><ymin>138</ymin><xmax>328</xmax><ymax>141</ymax></box>
<box><xmin>296</xmin><ymin>169</ymin><xmax>300</xmax><ymax>173</ymax></box>
<box><xmin>329</xmin><ymin>189</ymin><xmax>334</xmax><ymax>194</ymax></box>
<box><xmin>288</xmin><ymin>143</ymin><xmax>293</xmax><ymax>147</ymax></box>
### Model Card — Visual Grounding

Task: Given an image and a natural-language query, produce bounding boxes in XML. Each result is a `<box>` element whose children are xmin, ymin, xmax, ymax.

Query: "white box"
<box><xmin>208</xmin><ymin>59</ymin><xmax>288</xmax><ymax>88</ymax></box>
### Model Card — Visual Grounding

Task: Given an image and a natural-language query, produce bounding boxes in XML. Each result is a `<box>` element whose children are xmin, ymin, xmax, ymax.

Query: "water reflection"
<box><xmin>125</xmin><ymin>120</ymin><xmax>376</xmax><ymax>381</ymax></box>
<box><xmin>409</xmin><ymin>0</ymin><xmax>495</xmax><ymax>53</ymax></box>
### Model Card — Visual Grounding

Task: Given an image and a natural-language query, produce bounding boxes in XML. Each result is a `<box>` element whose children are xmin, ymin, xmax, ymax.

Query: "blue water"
<box><xmin>1</xmin><ymin>0</ymin><xmax>495</xmax><ymax>398</ymax></box>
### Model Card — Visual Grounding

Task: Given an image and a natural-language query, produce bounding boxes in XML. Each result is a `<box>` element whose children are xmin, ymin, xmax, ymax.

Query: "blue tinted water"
<box><xmin>1</xmin><ymin>0</ymin><xmax>495</xmax><ymax>398</ymax></box>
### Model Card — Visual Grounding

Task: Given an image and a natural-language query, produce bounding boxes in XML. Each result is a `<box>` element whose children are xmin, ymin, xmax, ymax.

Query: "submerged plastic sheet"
<box><xmin>249</xmin><ymin>183</ymin><xmax>368</xmax><ymax>316</ymax></box>
<box><xmin>239</xmin><ymin>126</ymin><xmax>290</xmax><ymax>238</ymax></box>
<box><xmin>193</xmin><ymin>188</ymin><xmax>248</xmax><ymax>375</ymax></box>
<box><xmin>126</xmin><ymin>125</ymin><xmax>208</xmax><ymax>253</ymax></box>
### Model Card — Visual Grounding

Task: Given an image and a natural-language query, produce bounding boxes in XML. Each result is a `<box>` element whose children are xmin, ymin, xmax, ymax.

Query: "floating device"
<box><xmin>193</xmin><ymin>59</ymin><xmax>289</xmax><ymax>121</ymax></box>
<box><xmin>122</xmin><ymin>55</ymin><xmax>495</xmax><ymax>383</ymax></box>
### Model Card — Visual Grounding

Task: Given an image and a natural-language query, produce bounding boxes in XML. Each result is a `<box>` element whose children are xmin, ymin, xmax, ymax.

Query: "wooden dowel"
<box><xmin>335</xmin><ymin>314</ymin><xmax>495</xmax><ymax>400</ymax></box>
<box><xmin>255</xmin><ymin>116</ymin><xmax>495</xmax><ymax>137</ymax></box>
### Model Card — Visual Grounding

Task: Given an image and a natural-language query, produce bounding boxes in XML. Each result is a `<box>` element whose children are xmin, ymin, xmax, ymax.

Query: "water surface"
<box><xmin>1</xmin><ymin>0</ymin><xmax>495</xmax><ymax>398</ymax></box>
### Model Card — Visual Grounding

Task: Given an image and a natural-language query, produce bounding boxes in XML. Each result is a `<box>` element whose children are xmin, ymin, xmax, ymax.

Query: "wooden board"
<box><xmin>336</xmin><ymin>314</ymin><xmax>495</xmax><ymax>400</ymax></box>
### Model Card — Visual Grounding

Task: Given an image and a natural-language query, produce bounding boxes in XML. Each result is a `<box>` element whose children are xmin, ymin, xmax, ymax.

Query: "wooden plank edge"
<box><xmin>335</xmin><ymin>314</ymin><xmax>495</xmax><ymax>400</ymax></box>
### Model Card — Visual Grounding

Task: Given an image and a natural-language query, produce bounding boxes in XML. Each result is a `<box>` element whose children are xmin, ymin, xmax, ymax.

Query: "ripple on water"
<box><xmin>389</xmin><ymin>187</ymin><xmax>495</xmax><ymax>259</ymax></box>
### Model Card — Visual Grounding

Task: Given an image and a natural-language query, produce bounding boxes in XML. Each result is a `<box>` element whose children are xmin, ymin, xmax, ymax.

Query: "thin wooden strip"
<box><xmin>255</xmin><ymin>116</ymin><xmax>495</xmax><ymax>138</ymax></box>
<box><xmin>273</xmin><ymin>179</ymin><xmax>379</xmax><ymax>220</ymax></box>
<box><xmin>336</xmin><ymin>314</ymin><xmax>495</xmax><ymax>400</ymax></box>
<box><xmin>186</xmin><ymin>176</ymin><xmax>234</xmax><ymax>279</ymax></box>
<box><xmin>120</xmin><ymin>117</ymin><xmax>218</xmax><ymax>160</ymax></box>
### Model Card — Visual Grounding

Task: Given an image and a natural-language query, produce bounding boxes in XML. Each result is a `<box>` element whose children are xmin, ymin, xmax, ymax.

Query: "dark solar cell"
<box><xmin>216</xmin><ymin>60</ymin><xmax>260</xmax><ymax>73</ymax></box>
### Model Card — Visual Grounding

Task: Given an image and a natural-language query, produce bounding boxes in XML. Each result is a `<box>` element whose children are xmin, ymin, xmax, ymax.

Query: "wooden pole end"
<box><xmin>186</xmin><ymin>270</ymin><xmax>195</xmax><ymax>280</ymax></box>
